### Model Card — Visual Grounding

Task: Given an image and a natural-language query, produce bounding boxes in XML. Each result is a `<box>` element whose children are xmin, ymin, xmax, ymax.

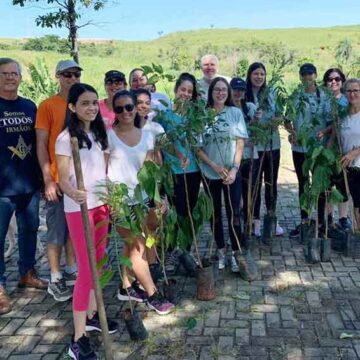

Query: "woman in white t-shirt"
<box><xmin>55</xmin><ymin>83</ymin><xmax>117</xmax><ymax>359</ymax></box>
<box><xmin>340</xmin><ymin>78</ymin><xmax>360</xmax><ymax>231</ymax></box>
<box><xmin>107</xmin><ymin>90</ymin><xmax>174</xmax><ymax>315</ymax></box>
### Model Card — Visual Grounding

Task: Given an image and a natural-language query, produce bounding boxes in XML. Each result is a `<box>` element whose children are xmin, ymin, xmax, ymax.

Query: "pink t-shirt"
<box><xmin>99</xmin><ymin>99</ymin><xmax>115</xmax><ymax>129</ymax></box>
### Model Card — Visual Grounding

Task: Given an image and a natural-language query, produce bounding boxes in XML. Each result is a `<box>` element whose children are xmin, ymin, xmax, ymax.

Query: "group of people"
<box><xmin>1</xmin><ymin>54</ymin><xmax>360</xmax><ymax>359</ymax></box>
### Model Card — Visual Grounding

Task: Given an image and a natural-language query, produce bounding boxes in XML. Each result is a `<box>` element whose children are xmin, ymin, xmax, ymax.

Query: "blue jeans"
<box><xmin>0</xmin><ymin>191</ymin><xmax>40</xmax><ymax>286</ymax></box>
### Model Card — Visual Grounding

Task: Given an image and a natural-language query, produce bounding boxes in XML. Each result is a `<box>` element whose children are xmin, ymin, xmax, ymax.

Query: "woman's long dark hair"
<box><xmin>112</xmin><ymin>90</ymin><xmax>141</xmax><ymax>127</ymax></box>
<box><xmin>245</xmin><ymin>62</ymin><xmax>267</xmax><ymax>104</ymax></box>
<box><xmin>65</xmin><ymin>83</ymin><xmax>108</xmax><ymax>150</ymax></box>
<box><xmin>322</xmin><ymin>68</ymin><xmax>346</xmax><ymax>86</ymax></box>
<box><xmin>174</xmin><ymin>72</ymin><xmax>198</xmax><ymax>101</ymax></box>
<box><xmin>240</xmin><ymin>99</ymin><xmax>251</xmax><ymax>123</ymax></box>
<box><xmin>207</xmin><ymin>77</ymin><xmax>233</xmax><ymax>108</ymax></box>
<box><xmin>132</xmin><ymin>88</ymin><xmax>151</xmax><ymax>128</ymax></box>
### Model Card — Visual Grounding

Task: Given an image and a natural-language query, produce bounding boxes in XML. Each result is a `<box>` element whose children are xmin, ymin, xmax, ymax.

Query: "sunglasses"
<box><xmin>327</xmin><ymin>76</ymin><xmax>342</xmax><ymax>83</ymax></box>
<box><xmin>105</xmin><ymin>79</ymin><xmax>125</xmax><ymax>86</ymax></box>
<box><xmin>114</xmin><ymin>104</ymin><xmax>135</xmax><ymax>114</ymax></box>
<box><xmin>60</xmin><ymin>71</ymin><xmax>81</xmax><ymax>79</ymax></box>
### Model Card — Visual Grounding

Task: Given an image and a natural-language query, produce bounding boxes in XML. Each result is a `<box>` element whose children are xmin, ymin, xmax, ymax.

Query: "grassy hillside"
<box><xmin>1</xmin><ymin>25</ymin><xmax>360</xmax><ymax>98</ymax></box>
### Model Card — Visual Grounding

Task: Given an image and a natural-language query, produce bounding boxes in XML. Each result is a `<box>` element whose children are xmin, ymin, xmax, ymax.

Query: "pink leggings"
<box><xmin>65</xmin><ymin>205</ymin><xmax>109</xmax><ymax>312</ymax></box>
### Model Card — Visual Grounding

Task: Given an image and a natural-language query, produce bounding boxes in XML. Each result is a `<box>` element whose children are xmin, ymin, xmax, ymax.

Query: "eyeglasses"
<box><xmin>0</xmin><ymin>72</ymin><xmax>20</xmax><ymax>78</ymax></box>
<box><xmin>346</xmin><ymin>89</ymin><xmax>360</xmax><ymax>95</ymax></box>
<box><xmin>327</xmin><ymin>77</ymin><xmax>342</xmax><ymax>83</ymax></box>
<box><xmin>105</xmin><ymin>79</ymin><xmax>124</xmax><ymax>86</ymax></box>
<box><xmin>114</xmin><ymin>104</ymin><xmax>135</xmax><ymax>114</ymax></box>
<box><xmin>60</xmin><ymin>71</ymin><xmax>81</xmax><ymax>79</ymax></box>
<box><xmin>213</xmin><ymin>87</ymin><xmax>227</xmax><ymax>94</ymax></box>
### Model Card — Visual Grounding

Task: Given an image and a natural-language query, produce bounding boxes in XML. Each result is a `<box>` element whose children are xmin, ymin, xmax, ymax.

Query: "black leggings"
<box><xmin>168</xmin><ymin>172</ymin><xmax>201</xmax><ymax>250</ymax></box>
<box><xmin>240</xmin><ymin>158</ymin><xmax>259</xmax><ymax>225</ymax></box>
<box><xmin>254</xmin><ymin>150</ymin><xmax>280</xmax><ymax>219</ymax></box>
<box><xmin>204</xmin><ymin>174</ymin><xmax>245</xmax><ymax>251</ymax></box>
<box><xmin>292</xmin><ymin>151</ymin><xmax>326</xmax><ymax>224</ymax></box>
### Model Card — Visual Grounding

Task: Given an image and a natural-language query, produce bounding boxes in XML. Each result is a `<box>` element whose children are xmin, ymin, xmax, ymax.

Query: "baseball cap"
<box><xmin>56</xmin><ymin>60</ymin><xmax>82</xmax><ymax>74</ymax></box>
<box><xmin>230</xmin><ymin>77</ymin><xmax>247</xmax><ymax>90</ymax></box>
<box><xmin>299</xmin><ymin>63</ymin><xmax>317</xmax><ymax>76</ymax></box>
<box><xmin>104</xmin><ymin>70</ymin><xmax>126</xmax><ymax>82</ymax></box>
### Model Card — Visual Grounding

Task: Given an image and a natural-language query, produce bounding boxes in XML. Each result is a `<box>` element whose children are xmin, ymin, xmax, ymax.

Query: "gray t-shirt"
<box><xmin>253</xmin><ymin>88</ymin><xmax>281</xmax><ymax>152</ymax></box>
<box><xmin>199</xmin><ymin>106</ymin><xmax>248</xmax><ymax>180</ymax></box>
<box><xmin>289</xmin><ymin>88</ymin><xmax>332</xmax><ymax>153</ymax></box>
<box><xmin>340</xmin><ymin>110</ymin><xmax>360</xmax><ymax>168</ymax></box>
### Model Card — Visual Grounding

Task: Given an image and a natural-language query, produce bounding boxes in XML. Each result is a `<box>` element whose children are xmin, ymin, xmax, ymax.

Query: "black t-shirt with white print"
<box><xmin>0</xmin><ymin>96</ymin><xmax>40</xmax><ymax>196</ymax></box>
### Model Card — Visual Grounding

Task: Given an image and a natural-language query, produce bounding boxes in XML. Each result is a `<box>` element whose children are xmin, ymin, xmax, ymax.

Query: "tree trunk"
<box><xmin>67</xmin><ymin>0</ymin><xmax>79</xmax><ymax>63</ymax></box>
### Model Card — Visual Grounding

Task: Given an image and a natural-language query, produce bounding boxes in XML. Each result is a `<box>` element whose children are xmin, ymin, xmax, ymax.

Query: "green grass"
<box><xmin>1</xmin><ymin>24</ymin><xmax>360</xmax><ymax>97</ymax></box>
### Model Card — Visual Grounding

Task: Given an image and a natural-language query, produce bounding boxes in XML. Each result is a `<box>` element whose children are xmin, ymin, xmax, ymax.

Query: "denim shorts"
<box><xmin>46</xmin><ymin>197</ymin><xmax>69</xmax><ymax>245</ymax></box>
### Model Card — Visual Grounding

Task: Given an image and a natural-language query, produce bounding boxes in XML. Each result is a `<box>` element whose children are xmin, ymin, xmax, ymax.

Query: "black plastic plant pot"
<box><xmin>320</xmin><ymin>238</ymin><xmax>331</xmax><ymax>262</ymax></box>
<box><xmin>300</xmin><ymin>222</ymin><xmax>316</xmax><ymax>245</ymax></box>
<box><xmin>124</xmin><ymin>309</ymin><xmax>148</xmax><ymax>341</ymax></box>
<box><xmin>196</xmin><ymin>263</ymin><xmax>216</xmax><ymax>301</ymax></box>
<box><xmin>328</xmin><ymin>226</ymin><xmax>347</xmax><ymax>252</ymax></box>
<box><xmin>344</xmin><ymin>233</ymin><xmax>360</xmax><ymax>259</ymax></box>
<box><xmin>262</xmin><ymin>214</ymin><xmax>277</xmax><ymax>245</ymax></box>
<box><xmin>304</xmin><ymin>237</ymin><xmax>321</xmax><ymax>264</ymax></box>
<box><xmin>178</xmin><ymin>251</ymin><xmax>198</xmax><ymax>278</ymax></box>
<box><xmin>162</xmin><ymin>278</ymin><xmax>179</xmax><ymax>305</ymax></box>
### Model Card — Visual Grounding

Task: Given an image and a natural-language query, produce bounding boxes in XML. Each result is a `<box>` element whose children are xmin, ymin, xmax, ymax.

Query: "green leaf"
<box><xmin>99</xmin><ymin>270</ymin><xmax>114</xmax><ymax>289</ymax></box>
<box><xmin>145</xmin><ymin>235</ymin><xmax>156</xmax><ymax>249</ymax></box>
<box><xmin>141</xmin><ymin>65</ymin><xmax>153</xmax><ymax>75</ymax></box>
<box><xmin>328</xmin><ymin>187</ymin><xmax>344</xmax><ymax>204</ymax></box>
<box><xmin>119</xmin><ymin>256</ymin><xmax>132</xmax><ymax>269</ymax></box>
<box><xmin>96</xmin><ymin>254</ymin><xmax>109</xmax><ymax>271</ymax></box>
<box><xmin>186</xmin><ymin>317</ymin><xmax>197</xmax><ymax>330</ymax></box>
<box><xmin>148</xmin><ymin>74</ymin><xmax>160</xmax><ymax>85</ymax></box>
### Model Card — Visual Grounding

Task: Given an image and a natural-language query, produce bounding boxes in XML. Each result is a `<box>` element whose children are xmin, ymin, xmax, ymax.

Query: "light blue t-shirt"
<box><xmin>289</xmin><ymin>88</ymin><xmax>332</xmax><ymax>153</ymax></box>
<box><xmin>253</xmin><ymin>88</ymin><xmax>281</xmax><ymax>152</ymax></box>
<box><xmin>159</xmin><ymin>110</ymin><xmax>199</xmax><ymax>175</ymax></box>
<box><xmin>199</xmin><ymin>106</ymin><xmax>248</xmax><ymax>180</ymax></box>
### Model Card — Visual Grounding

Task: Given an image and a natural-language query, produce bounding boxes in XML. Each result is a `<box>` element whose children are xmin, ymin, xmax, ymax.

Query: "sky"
<box><xmin>0</xmin><ymin>0</ymin><xmax>359</xmax><ymax>41</ymax></box>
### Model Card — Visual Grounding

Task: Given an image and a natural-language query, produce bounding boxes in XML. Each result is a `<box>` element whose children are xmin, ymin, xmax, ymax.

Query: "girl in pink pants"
<box><xmin>56</xmin><ymin>83</ymin><xmax>117</xmax><ymax>360</ymax></box>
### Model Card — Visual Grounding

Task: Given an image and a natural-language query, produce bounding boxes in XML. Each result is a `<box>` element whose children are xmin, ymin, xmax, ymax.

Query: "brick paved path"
<box><xmin>1</xmin><ymin>172</ymin><xmax>360</xmax><ymax>360</ymax></box>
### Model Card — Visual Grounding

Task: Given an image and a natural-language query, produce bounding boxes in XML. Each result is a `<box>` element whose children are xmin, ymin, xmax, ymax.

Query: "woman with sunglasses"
<box><xmin>197</xmin><ymin>77</ymin><xmax>257</xmax><ymax>280</ymax></box>
<box><xmin>245</xmin><ymin>62</ymin><xmax>284</xmax><ymax>238</ymax></box>
<box><xmin>339</xmin><ymin>79</ymin><xmax>360</xmax><ymax>232</ymax></box>
<box><xmin>99</xmin><ymin>70</ymin><xmax>127</xmax><ymax>129</ymax></box>
<box><xmin>107</xmin><ymin>90</ymin><xmax>174</xmax><ymax>315</ymax></box>
<box><xmin>286</xmin><ymin>63</ymin><xmax>333</xmax><ymax>238</ymax></box>
<box><xmin>322</xmin><ymin>68</ymin><xmax>351</xmax><ymax>231</ymax></box>
<box><xmin>55</xmin><ymin>83</ymin><xmax>118</xmax><ymax>360</ymax></box>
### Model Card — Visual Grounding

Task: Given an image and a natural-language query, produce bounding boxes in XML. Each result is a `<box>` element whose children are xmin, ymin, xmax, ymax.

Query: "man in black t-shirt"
<box><xmin>0</xmin><ymin>58</ymin><xmax>48</xmax><ymax>315</ymax></box>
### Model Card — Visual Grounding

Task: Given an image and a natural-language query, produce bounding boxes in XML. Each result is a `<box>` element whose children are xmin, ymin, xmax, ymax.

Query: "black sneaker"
<box><xmin>339</xmin><ymin>217</ymin><xmax>352</xmax><ymax>232</ymax></box>
<box><xmin>85</xmin><ymin>312</ymin><xmax>118</xmax><ymax>334</ymax></box>
<box><xmin>47</xmin><ymin>278</ymin><xmax>72</xmax><ymax>302</ymax></box>
<box><xmin>131</xmin><ymin>281</ymin><xmax>149</xmax><ymax>300</ymax></box>
<box><xmin>117</xmin><ymin>285</ymin><xmax>148</xmax><ymax>303</ymax></box>
<box><xmin>147</xmin><ymin>291</ymin><xmax>174</xmax><ymax>315</ymax></box>
<box><xmin>68</xmin><ymin>334</ymin><xmax>97</xmax><ymax>360</ymax></box>
<box><xmin>289</xmin><ymin>224</ymin><xmax>301</xmax><ymax>238</ymax></box>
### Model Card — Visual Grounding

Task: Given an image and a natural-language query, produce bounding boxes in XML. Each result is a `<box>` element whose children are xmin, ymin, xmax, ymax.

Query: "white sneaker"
<box><xmin>253</xmin><ymin>219</ymin><xmax>261</xmax><ymax>237</ymax></box>
<box><xmin>231</xmin><ymin>253</ymin><xmax>239</xmax><ymax>273</ymax></box>
<box><xmin>276</xmin><ymin>223</ymin><xmax>284</xmax><ymax>236</ymax></box>
<box><xmin>218</xmin><ymin>249</ymin><xmax>226</xmax><ymax>270</ymax></box>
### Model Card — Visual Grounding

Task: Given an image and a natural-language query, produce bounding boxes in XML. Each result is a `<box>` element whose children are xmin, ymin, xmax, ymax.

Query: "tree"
<box><xmin>12</xmin><ymin>0</ymin><xmax>110</xmax><ymax>63</ymax></box>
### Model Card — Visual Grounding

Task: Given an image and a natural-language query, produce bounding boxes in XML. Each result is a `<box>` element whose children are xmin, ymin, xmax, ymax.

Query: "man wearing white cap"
<box><xmin>36</xmin><ymin>60</ymin><xmax>82</xmax><ymax>302</ymax></box>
